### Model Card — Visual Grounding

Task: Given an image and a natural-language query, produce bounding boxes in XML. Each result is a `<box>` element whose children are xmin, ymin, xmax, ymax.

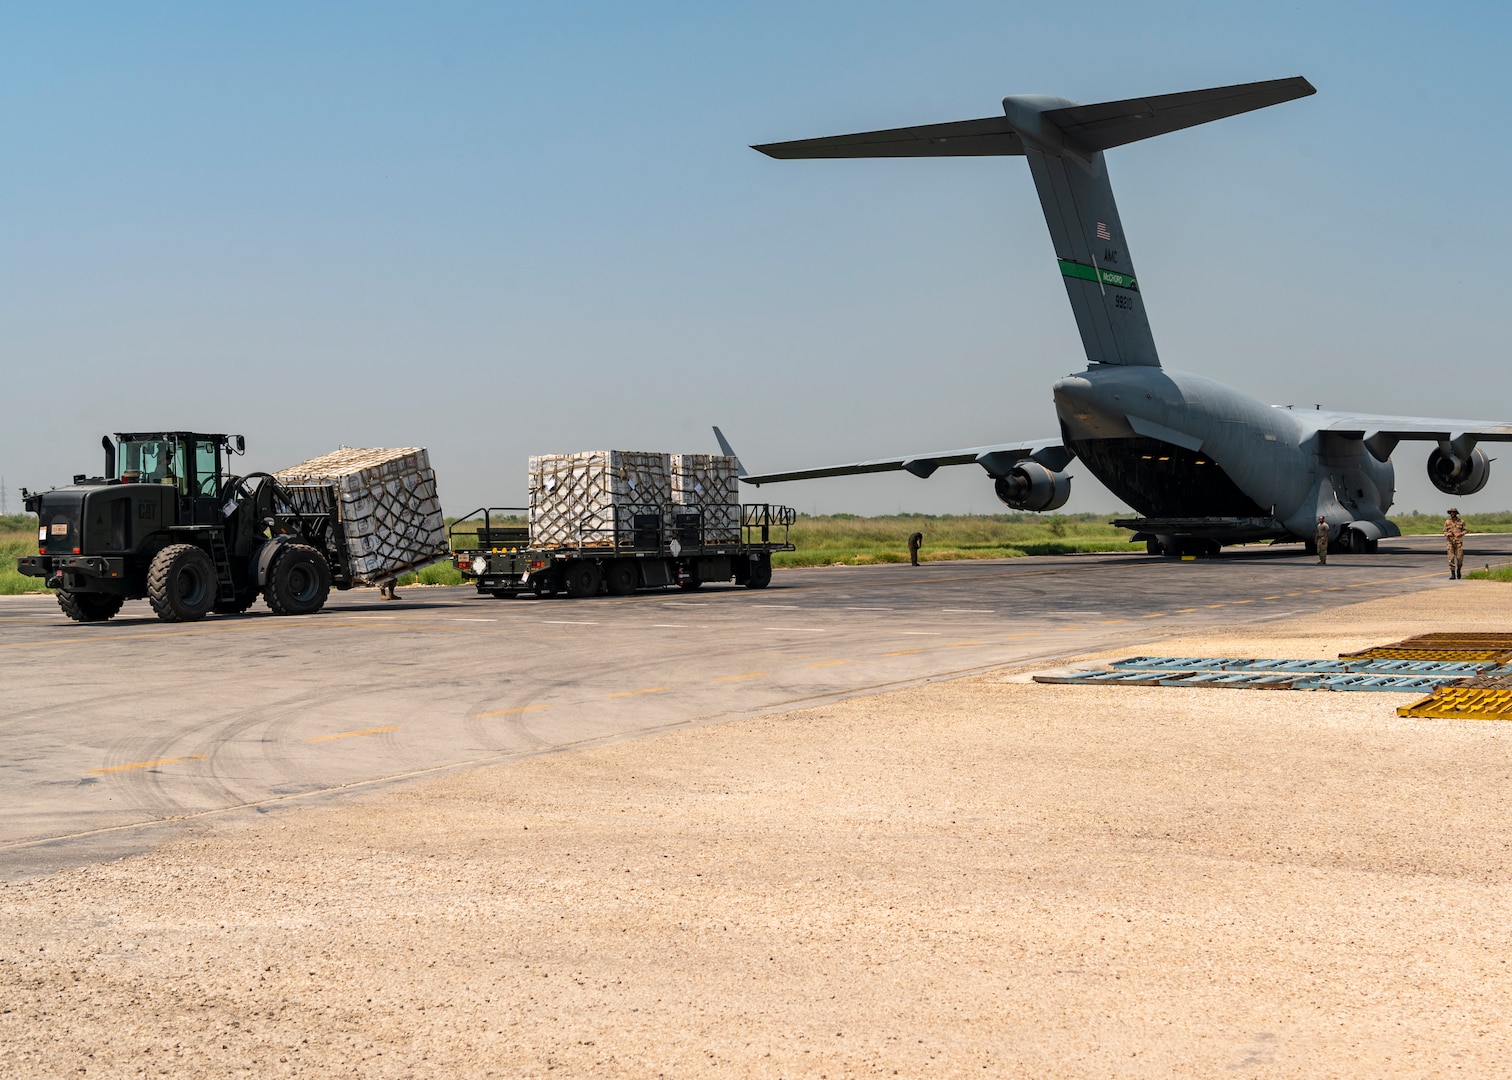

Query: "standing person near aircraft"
<box><xmin>1315</xmin><ymin>516</ymin><xmax>1330</xmax><ymax>565</ymax></box>
<box><xmin>728</xmin><ymin>77</ymin><xmax>1512</xmax><ymax>559</ymax></box>
<box><xmin>908</xmin><ymin>531</ymin><xmax>923</xmax><ymax>566</ymax></box>
<box><xmin>1444</xmin><ymin>509</ymin><xmax>1467</xmax><ymax>579</ymax></box>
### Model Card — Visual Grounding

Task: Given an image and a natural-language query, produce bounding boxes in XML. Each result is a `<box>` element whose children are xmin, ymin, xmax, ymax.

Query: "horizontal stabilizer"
<box><xmin>1043</xmin><ymin>76</ymin><xmax>1315</xmax><ymax>153</ymax></box>
<box><xmin>752</xmin><ymin>77</ymin><xmax>1314</xmax><ymax>161</ymax></box>
<box><xmin>754</xmin><ymin>117</ymin><xmax>1023</xmax><ymax>159</ymax></box>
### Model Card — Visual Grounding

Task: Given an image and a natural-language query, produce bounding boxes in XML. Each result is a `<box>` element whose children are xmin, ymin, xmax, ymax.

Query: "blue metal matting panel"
<box><xmin>1034</xmin><ymin>661</ymin><xmax>1486</xmax><ymax>693</ymax></box>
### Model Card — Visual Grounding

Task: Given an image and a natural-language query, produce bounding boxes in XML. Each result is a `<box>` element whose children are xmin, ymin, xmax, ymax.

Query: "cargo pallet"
<box><xmin>449</xmin><ymin>502</ymin><xmax>796</xmax><ymax>598</ymax></box>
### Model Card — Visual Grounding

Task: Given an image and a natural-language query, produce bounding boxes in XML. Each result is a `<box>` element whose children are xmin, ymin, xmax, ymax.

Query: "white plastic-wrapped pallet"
<box><xmin>671</xmin><ymin>453</ymin><xmax>741</xmax><ymax>543</ymax></box>
<box><xmin>529</xmin><ymin>451</ymin><xmax>672</xmax><ymax>549</ymax></box>
<box><xmin>274</xmin><ymin>447</ymin><xmax>447</xmax><ymax>584</ymax></box>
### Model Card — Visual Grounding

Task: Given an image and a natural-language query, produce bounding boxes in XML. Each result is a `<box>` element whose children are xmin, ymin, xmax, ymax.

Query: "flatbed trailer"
<box><xmin>448</xmin><ymin>503</ymin><xmax>796</xmax><ymax>598</ymax></box>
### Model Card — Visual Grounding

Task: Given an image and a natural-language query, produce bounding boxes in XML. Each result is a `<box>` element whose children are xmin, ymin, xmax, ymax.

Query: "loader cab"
<box><xmin>113</xmin><ymin>432</ymin><xmax>241</xmax><ymax>526</ymax></box>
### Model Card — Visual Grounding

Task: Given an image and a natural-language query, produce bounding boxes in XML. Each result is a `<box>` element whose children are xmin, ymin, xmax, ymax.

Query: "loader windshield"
<box><xmin>117</xmin><ymin>438</ymin><xmax>182</xmax><ymax>488</ymax></box>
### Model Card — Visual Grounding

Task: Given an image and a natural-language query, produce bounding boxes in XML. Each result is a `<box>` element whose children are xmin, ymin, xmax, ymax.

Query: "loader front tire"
<box><xmin>147</xmin><ymin>544</ymin><xmax>218</xmax><ymax>623</ymax></box>
<box><xmin>264</xmin><ymin>544</ymin><xmax>331</xmax><ymax>616</ymax></box>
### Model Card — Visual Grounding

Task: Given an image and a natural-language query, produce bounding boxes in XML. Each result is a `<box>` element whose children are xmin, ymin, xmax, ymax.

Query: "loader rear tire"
<box><xmin>57</xmin><ymin>591</ymin><xmax>124</xmax><ymax>623</ymax></box>
<box><xmin>264</xmin><ymin>544</ymin><xmax>330</xmax><ymax>616</ymax></box>
<box><xmin>147</xmin><ymin>544</ymin><xmax>218</xmax><ymax>623</ymax></box>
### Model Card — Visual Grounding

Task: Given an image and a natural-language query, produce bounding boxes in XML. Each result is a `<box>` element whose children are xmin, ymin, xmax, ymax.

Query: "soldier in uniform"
<box><xmin>1444</xmin><ymin>508</ymin><xmax>1467</xmax><ymax>579</ymax></box>
<box><xmin>1314</xmin><ymin>515</ymin><xmax>1330</xmax><ymax>565</ymax></box>
<box><xmin>908</xmin><ymin>531</ymin><xmax>924</xmax><ymax>567</ymax></box>
<box><xmin>378</xmin><ymin>576</ymin><xmax>401</xmax><ymax>600</ymax></box>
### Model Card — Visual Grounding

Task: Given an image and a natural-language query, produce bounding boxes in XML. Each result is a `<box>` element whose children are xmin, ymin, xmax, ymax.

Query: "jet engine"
<box><xmin>1427</xmin><ymin>446</ymin><xmax>1491</xmax><ymax>496</ymax></box>
<box><xmin>993</xmin><ymin>461</ymin><xmax>1072</xmax><ymax>512</ymax></box>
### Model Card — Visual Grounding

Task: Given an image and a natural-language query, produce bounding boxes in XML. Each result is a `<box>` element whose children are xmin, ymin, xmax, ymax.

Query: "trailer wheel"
<box><xmin>264</xmin><ymin>544</ymin><xmax>331</xmax><ymax>616</ymax></box>
<box><xmin>604</xmin><ymin>561</ymin><xmax>638</xmax><ymax>596</ymax></box>
<box><xmin>147</xmin><ymin>544</ymin><xmax>218</xmax><ymax>622</ymax></box>
<box><xmin>564</xmin><ymin>561</ymin><xmax>602</xmax><ymax>599</ymax></box>
<box><xmin>743</xmin><ymin>553</ymin><xmax>773</xmax><ymax>590</ymax></box>
<box><xmin>57</xmin><ymin>591</ymin><xmax>124</xmax><ymax>623</ymax></box>
<box><xmin>530</xmin><ymin>575</ymin><xmax>558</xmax><ymax>598</ymax></box>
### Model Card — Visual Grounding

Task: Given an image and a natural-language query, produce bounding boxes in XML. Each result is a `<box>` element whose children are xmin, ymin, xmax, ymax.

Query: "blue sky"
<box><xmin>4</xmin><ymin>2</ymin><xmax>1510</xmax><ymax>516</ymax></box>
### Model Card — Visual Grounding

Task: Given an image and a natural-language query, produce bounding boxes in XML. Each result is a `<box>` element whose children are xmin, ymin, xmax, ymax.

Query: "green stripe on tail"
<box><xmin>1058</xmin><ymin>259</ymin><xmax>1138</xmax><ymax>292</ymax></box>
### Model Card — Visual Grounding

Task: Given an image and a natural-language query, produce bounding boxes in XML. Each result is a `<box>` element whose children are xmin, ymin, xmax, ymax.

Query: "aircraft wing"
<box><xmin>736</xmin><ymin>438</ymin><xmax>1072</xmax><ymax>486</ymax></box>
<box><xmin>1309</xmin><ymin>411</ymin><xmax>1512</xmax><ymax>462</ymax></box>
<box><xmin>1315</xmin><ymin>412</ymin><xmax>1512</xmax><ymax>440</ymax></box>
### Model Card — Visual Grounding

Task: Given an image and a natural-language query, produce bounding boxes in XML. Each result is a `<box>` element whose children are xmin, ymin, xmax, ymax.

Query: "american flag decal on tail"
<box><xmin>1095</xmin><ymin>221</ymin><xmax>1112</xmax><ymax>241</ymax></box>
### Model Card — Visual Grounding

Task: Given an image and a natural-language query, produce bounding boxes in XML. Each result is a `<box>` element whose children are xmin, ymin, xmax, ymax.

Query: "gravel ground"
<box><xmin>4</xmin><ymin>585</ymin><xmax>1511</xmax><ymax>1078</ymax></box>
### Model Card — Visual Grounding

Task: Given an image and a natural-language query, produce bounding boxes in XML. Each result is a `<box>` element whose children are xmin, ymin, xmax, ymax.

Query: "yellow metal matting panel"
<box><xmin>1397</xmin><ymin>687</ymin><xmax>1512</xmax><ymax>720</ymax></box>
<box><xmin>1351</xmin><ymin>647</ymin><xmax>1512</xmax><ymax>663</ymax></box>
<box><xmin>1343</xmin><ymin>633</ymin><xmax>1512</xmax><ymax>665</ymax></box>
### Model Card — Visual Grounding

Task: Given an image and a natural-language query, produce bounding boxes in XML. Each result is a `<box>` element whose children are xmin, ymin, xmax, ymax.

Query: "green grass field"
<box><xmin>9</xmin><ymin>510</ymin><xmax>1512</xmax><ymax>594</ymax></box>
<box><xmin>770</xmin><ymin>512</ymin><xmax>1141</xmax><ymax>566</ymax></box>
<box><xmin>0</xmin><ymin>515</ymin><xmax>42</xmax><ymax>595</ymax></box>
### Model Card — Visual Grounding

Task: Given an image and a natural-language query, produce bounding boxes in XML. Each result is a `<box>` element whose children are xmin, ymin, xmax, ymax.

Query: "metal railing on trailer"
<box><xmin>448</xmin><ymin>507</ymin><xmax>530</xmax><ymax>551</ymax></box>
<box><xmin>556</xmin><ymin>503</ymin><xmax>796</xmax><ymax>556</ymax></box>
<box><xmin>741</xmin><ymin>503</ymin><xmax>796</xmax><ymax>549</ymax></box>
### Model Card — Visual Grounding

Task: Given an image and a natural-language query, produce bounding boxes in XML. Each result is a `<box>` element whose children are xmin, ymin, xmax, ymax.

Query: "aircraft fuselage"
<box><xmin>1053</xmin><ymin>366</ymin><xmax>1397</xmax><ymax>543</ymax></box>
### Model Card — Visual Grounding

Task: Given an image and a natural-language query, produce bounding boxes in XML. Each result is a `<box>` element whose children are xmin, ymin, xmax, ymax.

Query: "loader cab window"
<box><xmin>193</xmin><ymin>440</ymin><xmax>221</xmax><ymax>497</ymax></box>
<box><xmin>117</xmin><ymin>439</ymin><xmax>179</xmax><ymax>488</ymax></box>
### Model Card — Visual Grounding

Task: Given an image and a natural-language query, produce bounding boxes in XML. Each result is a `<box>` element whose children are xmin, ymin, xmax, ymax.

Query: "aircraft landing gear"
<box><xmin>1149</xmin><ymin>537</ymin><xmax>1220</xmax><ymax>558</ymax></box>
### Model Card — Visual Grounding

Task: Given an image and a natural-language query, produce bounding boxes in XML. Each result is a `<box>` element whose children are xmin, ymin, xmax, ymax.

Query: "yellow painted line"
<box><xmin>1204</xmin><ymin>604</ymin><xmax>1226</xmax><ymax>608</ymax></box>
<box><xmin>91</xmin><ymin>754</ymin><xmax>207</xmax><ymax>775</ymax></box>
<box><xmin>1099</xmin><ymin>619</ymin><xmax>1127</xmax><ymax>624</ymax></box>
<box><xmin>805</xmin><ymin>660</ymin><xmax>848</xmax><ymax>669</ymax></box>
<box><xmin>1284</xmin><ymin>592</ymin><xmax>1302</xmax><ymax>597</ymax></box>
<box><xmin>608</xmin><ymin>686</ymin><xmax>670</xmax><ymax>698</ymax></box>
<box><xmin>1141</xmin><ymin>613</ymin><xmax>1167</xmax><ymax>619</ymax></box>
<box><xmin>478</xmin><ymin>704</ymin><xmax>551</xmax><ymax>718</ymax></box>
<box><xmin>715</xmin><ymin>672</ymin><xmax>767</xmax><ymax>681</ymax></box>
<box><xmin>949</xmin><ymin>640</ymin><xmax>986</xmax><ymax>647</ymax></box>
<box><xmin>1325</xmin><ymin>587</ymin><xmax>1345</xmax><ymax>592</ymax></box>
<box><xmin>1232</xmin><ymin>600</ymin><xmax>1254</xmax><ymax>605</ymax></box>
<box><xmin>1061</xmin><ymin>624</ymin><xmax>1085</xmax><ymax>630</ymax></box>
<box><xmin>1262</xmin><ymin>596</ymin><xmax>1281</xmax><ymax>600</ymax></box>
<box><xmin>1005</xmin><ymin>632</ymin><xmax>1039</xmax><ymax>638</ymax></box>
<box><xmin>307</xmin><ymin>725</ymin><xmax>399</xmax><ymax>743</ymax></box>
<box><xmin>1174</xmin><ymin>608</ymin><xmax>1197</xmax><ymax>613</ymax></box>
<box><xmin>884</xmin><ymin>649</ymin><xmax>924</xmax><ymax>657</ymax></box>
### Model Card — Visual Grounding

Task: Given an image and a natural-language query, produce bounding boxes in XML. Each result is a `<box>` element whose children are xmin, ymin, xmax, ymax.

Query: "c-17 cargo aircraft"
<box><xmin>722</xmin><ymin>77</ymin><xmax>1512</xmax><ymax>556</ymax></box>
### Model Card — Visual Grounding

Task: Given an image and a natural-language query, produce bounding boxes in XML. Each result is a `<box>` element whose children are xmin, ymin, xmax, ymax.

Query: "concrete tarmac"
<box><xmin>0</xmin><ymin>533</ymin><xmax>1492</xmax><ymax>879</ymax></box>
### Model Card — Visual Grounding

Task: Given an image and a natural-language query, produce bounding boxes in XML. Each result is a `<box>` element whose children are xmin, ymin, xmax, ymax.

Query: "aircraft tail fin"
<box><xmin>754</xmin><ymin>76</ymin><xmax>1315</xmax><ymax>369</ymax></box>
